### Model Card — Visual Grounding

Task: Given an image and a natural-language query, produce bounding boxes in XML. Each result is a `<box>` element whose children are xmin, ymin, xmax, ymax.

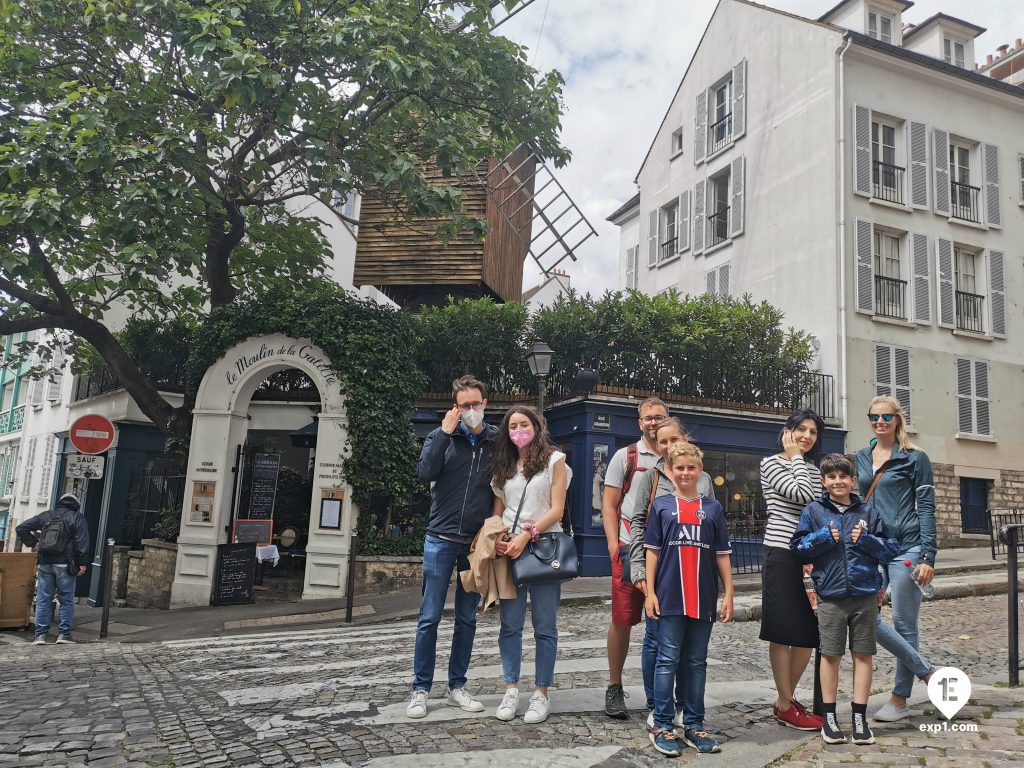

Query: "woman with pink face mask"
<box><xmin>490</xmin><ymin>406</ymin><xmax>572</xmax><ymax>725</ymax></box>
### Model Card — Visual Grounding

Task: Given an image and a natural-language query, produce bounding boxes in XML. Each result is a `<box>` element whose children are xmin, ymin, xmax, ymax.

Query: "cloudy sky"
<box><xmin>499</xmin><ymin>0</ymin><xmax>1023</xmax><ymax>296</ymax></box>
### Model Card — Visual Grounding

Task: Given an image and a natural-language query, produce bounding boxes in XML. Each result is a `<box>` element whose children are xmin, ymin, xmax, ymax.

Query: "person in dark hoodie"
<box><xmin>407</xmin><ymin>375</ymin><xmax>498</xmax><ymax>719</ymax></box>
<box><xmin>792</xmin><ymin>454</ymin><xmax>899</xmax><ymax>747</ymax></box>
<box><xmin>16</xmin><ymin>493</ymin><xmax>91</xmax><ymax>644</ymax></box>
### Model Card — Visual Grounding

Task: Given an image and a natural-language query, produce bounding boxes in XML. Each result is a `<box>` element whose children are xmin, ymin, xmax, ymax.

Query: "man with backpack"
<box><xmin>16</xmin><ymin>493</ymin><xmax>91</xmax><ymax>644</ymax></box>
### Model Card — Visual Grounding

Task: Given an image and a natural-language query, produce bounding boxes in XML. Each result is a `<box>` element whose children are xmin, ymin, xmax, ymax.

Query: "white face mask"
<box><xmin>461</xmin><ymin>408</ymin><xmax>484</xmax><ymax>429</ymax></box>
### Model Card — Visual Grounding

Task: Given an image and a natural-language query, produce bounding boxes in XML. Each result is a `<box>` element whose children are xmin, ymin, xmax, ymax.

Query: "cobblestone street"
<box><xmin>0</xmin><ymin>594</ymin><xmax>1020</xmax><ymax>767</ymax></box>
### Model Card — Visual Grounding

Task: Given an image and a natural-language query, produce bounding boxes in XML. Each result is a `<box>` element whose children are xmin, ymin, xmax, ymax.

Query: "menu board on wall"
<box><xmin>233</xmin><ymin>519</ymin><xmax>273</xmax><ymax>546</ymax></box>
<box><xmin>248</xmin><ymin>453</ymin><xmax>281</xmax><ymax>520</ymax></box>
<box><xmin>212</xmin><ymin>542</ymin><xmax>256</xmax><ymax>606</ymax></box>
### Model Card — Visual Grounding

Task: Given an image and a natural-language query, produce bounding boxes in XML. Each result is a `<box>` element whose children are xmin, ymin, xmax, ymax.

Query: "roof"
<box><xmin>847</xmin><ymin>30</ymin><xmax>1024</xmax><ymax>100</ymax></box>
<box><xmin>902</xmin><ymin>12</ymin><xmax>986</xmax><ymax>41</ymax></box>
<box><xmin>819</xmin><ymin>0</ymin><xmax>913</xmax><ymax>23</ymax></box>
<box><xmin>606</xmin><ymin>193</ymin><xmax>640</xmax><ymax>222</ymax></box>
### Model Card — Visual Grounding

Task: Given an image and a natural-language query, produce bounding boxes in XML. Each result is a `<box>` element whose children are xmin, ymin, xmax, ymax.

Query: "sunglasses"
<box><xmin>868</xmin><ymin>413</ymin><xmax>896</xmax><ymax>423</ymax></box>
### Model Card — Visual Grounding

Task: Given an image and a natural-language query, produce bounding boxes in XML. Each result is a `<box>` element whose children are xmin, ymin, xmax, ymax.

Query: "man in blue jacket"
<box><xmin>16</xmin><ymin>494</ymin><xmax>91</xmax><ymax>644</ymax></box>
<box><xmin>407</xmin><ymin>375</ymin><xmax>497</xmax><ymax>719</ymax></box>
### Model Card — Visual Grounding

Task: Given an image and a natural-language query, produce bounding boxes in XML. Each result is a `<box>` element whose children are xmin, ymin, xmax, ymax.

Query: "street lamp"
<box><xmin>526</xmin><ymin>340</ymin><xmax>555</xmax><ymax>413</ymax></box>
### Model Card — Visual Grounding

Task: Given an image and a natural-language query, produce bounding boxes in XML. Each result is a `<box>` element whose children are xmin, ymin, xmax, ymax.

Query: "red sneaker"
<box><xmin>773</xmin><ymin>700</ymin><xmax>824</xmax><ymax>731</ymax></box>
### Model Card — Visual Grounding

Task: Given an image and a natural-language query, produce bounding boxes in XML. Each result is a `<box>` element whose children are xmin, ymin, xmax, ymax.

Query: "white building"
<box><xmin>522</xmin><ymin>267</ymin><xmax>573</xmax><ymax>313</ymax></box>
<box><xmin>611</xmin><ymin>0</ymin><xmax>1023</xmax><ymax>544</ymax></box>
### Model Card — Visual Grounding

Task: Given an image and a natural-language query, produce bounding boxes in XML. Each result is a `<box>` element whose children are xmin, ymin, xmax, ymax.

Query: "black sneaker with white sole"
<box><xmin>851</xmin><ymin>712</ymin><xmax>875</xmax><ymax>745</ymax></box>
<box><xmin>820</xmin><ymin>712</ymin><xmax>847</xmax><ymax>744</ymax></box>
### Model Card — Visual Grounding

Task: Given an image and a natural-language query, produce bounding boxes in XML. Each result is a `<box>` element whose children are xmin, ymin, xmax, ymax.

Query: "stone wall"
<box><xmin>110</xmin><ymin>546</ymin><xmax>132</xmax><ymax>602</ymax></box>
<box><xmin>126</xmin><ymin>539</ymin><xmax>178</xmax><ymax>609</ymax></box>
<box><xmin>990</xmin><ymin>468</ymin><xmax>1024</xmax><ymax>512</ymax></box>
<box><xmin>354</xmin><ymin>555</ymin><xmax>429</xmax><ymax>595</ymax></box>
<box><xmin>933</xmin><ymin>463</ymin><xmax>1024</xmax><ymax>549</ymax></box>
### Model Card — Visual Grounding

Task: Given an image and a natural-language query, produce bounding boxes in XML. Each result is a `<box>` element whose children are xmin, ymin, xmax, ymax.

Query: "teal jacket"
<box><xmin>855</xmin><ymin>441</ymin><xmax>937</xmax><ymax>566</ymax></box>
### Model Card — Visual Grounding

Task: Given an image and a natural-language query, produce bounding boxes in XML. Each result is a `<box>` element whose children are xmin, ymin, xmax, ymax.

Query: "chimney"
<box><xmin>997</xmin><ymin>44</ymin><xmax>1010</xmax><ymax>56</ymax></box>
<box><xmin>1016</xmin><ymin>39</ymin><xmax>1023</xmax><ymax>50</ymax></box>
<box><xmin>986</xmin><ymin>54</ymin><xmax>994</xmax><ymax>65</ymax></box>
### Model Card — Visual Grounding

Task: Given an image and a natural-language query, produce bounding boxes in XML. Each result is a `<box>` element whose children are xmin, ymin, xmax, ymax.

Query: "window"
<box><xmin>948</xmin><ymin>142</ymin><xmax>979</xmax><ymax>222</ymax></box>
<box><xmin>708</xmin><ymin>171</ymin><xmax>730</xmax><ymax>248</ymax></box>
<box><xmin>956</xmin><ymin>357</ymin><xmax>990</xmax><ymax>436</ymax></box>
<box><xmin>871</xmin><ymin>120</ymin><xmax>903</xmax><ymax>203</ymax></box>
<box><xmin>705</xmin><ymin>263</ymin><xmax>731</xmax><ymax>299</ymax></box>
<box><xmin>19</xmin><ymin>436</ymin><xmax>36</xmax><ymax>498</ymax></box>
<box><xmin>959</xmin><ymin>477</ymin><xmax>990</xmax><ymax>533</ymax></box>
<box><xmin>944</xmin><ymin>38</ymin><xmax>966</xmax><ymax>68</ymax></box>
<box><xmin>868</xmin><ymin>10</ymin><xmax>894</xmax><ymax>44</ymax></box>
<box><xmin>937</xmin><ymin>240</ymin><xmax>1005</xmax><ymax>337</ymax></box>
<box><xmin>693</xmin><ymin>156</ymin><xmax>744</xmax><ymax>255</ymax></box>
<box><xmin>331</xmin><ymin>190</ymin><xmax>358</xmax><ymax>220</ymax></box>
<box><xmin>855</xmin><ymin>221</ymin><xmax>931</xmax><ymax>323</ymax></box>
<box><xmin>670</xmin><ymin>127</ymin><xmax>684</xmax><ymax>157</ymax></box>
<box><xmin>710</xmin><ymin>81</ymin><xmax>733</xmax><ymax>154</ymax></box>
<box><xmin>875</xmin><ymin>344</ymin><xmax>911</xmax><ymax>421</ymax></box>
<box><xmin>694</xmin><ymin>60</ymin><xmax>746</xmax><ymax>165</ymax></box>
<box><xmin>954</xmin><ymin>247</ymin><xmax>983</xmax><ymax>332</ymax></box>
<box><xmin>661</xmin><ymin>201</ymin><xmax>678</xmax><ymax>261</ymax></box>
<box><xmin>624</xmin><ymin>245</ymin><xmax>639</xmax><ymax>290</ymax></box>
<box><xmin>872</xmin><ymin>230</ymin><xmax>906</xmax><ymax>319</ymax></box>
<box><xmin>0</xmin><ymin>448</ymin><xmax>16</xmax><ymax>497</ymax></box>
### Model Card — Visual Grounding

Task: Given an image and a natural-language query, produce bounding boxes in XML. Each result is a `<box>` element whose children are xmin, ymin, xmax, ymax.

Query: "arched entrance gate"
<box><xmin>169</xmin><ymin>333</ymin><xmax>354</xmax><ymax>608</ymax></box>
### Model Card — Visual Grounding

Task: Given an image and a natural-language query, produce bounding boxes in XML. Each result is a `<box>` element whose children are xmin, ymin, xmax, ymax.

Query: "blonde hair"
<box><xmin>868</xmin><ymin>395</ymin><xmax>919</xmax><ymax>451</ymax></box>
<box><xmin>638</xmin><ymin>397</ymin><xmax>668</xmax><ymax>415</ymax></box>
<box><xmin>667</xmin><ymin>441</ymin><xmax>703</xmax><ymax>468</ymax></box>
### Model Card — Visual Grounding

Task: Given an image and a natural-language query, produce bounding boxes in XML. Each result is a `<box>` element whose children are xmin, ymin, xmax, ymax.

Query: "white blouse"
<box><xmin>493</xmin><ymin>451</ymin><xmax>573</xmax><ymax>534</ymax></box>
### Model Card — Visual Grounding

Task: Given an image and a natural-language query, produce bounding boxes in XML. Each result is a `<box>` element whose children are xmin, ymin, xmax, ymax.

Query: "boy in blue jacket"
<box><xmin>791</xmin><ymin>454</ymin><xmax>898</xmax><ymax>747</ymax></box>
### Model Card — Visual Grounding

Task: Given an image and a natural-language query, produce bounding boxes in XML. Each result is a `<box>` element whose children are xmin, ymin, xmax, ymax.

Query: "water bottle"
<box><xmin>905</xmin><ymin>559</ymin><xmax>935</xmax><ymax>599</ymax></box>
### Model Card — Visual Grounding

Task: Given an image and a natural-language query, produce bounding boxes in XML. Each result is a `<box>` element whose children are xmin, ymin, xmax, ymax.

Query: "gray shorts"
<box><xmin>817</xmin><ymin>595</ymin><xmax>877</xmax><ymax>656</ymax></box>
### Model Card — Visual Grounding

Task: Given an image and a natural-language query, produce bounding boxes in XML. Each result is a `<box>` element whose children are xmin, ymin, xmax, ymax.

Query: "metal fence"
<box><xmin>121</xmin><ymin>467</ymin><xmax>187</xmax><ymax>548</ymax></box>
<box><xmin>728</xmin><ymin>515</ymin><xmax>767</xmax><ymax>575</ymax></box>
<box><xmin>991</xmin><ymin>510</ymin><xmax>1024</xmax><ymax>559</ymax></box>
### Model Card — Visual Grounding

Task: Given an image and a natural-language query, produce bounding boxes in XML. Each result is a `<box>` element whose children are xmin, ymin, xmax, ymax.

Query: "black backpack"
<box><xmin>37</xmin><ymin>512</ymin><xmax>71</xmax><ymax>557</ymax></box>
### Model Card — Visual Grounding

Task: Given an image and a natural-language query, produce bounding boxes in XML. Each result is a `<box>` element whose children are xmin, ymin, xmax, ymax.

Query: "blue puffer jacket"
<box><xmin>417</xmin><ymin>424</ymin><xmax>499</xmax><ymax>540</ymax></box>
<box><xmin>791</xmin><ymin>493</ymin><xmax>899</xmax><ymax>600</ymax></box>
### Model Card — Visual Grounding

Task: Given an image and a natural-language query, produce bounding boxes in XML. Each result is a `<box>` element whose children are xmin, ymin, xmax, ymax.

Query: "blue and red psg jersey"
<box><xmin>644</xmin><ymin>495</ymin><xmax>731</xmax><ymax>622</ymax></box>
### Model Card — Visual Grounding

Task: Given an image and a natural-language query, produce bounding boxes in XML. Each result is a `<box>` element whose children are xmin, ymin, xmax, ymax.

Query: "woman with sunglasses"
<box><xmin>855</xmin><ymin>396</ymin><xmax>936</xmax><ymax>723</ymax></box>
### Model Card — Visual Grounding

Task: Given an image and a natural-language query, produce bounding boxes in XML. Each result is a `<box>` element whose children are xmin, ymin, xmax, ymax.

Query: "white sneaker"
<box><xmin>523</xmin><ymin>691</ymin><xmax>551</xmax><ymax>724</ymax></box>
<box><xmin>32</xmin><ymin>635</ymin><xmax>47</xmax><ymax>645</ymax></box>
<box><xmin>873</xmin><ymin>701</ymin><xmax>910</xmax><ymax>722</ymax></box>
<box><xmin>447</xmin><ymin>687</ymin><xmax>484</xmax><ymax>712</ymax></box>
<box><xmin>495</xmin><ymin>688</ymin><xmax>519</xmax><ymax>721</ymax></box>
<box><xmin>406</xmin><ymin>689</ymin><xmax>428</xmax><ymax>719</ymax></box>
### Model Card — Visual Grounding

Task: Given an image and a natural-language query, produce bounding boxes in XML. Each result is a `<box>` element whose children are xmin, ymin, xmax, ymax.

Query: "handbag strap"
<box><xmin>509</xmin><ymin>473</ymin><xmax>536</xmax><ymax>535</ymax></box>
<box><xmin>864</xmin><ymin>463</ymin><xmax>887</xmax><ymax>503</ymax></box>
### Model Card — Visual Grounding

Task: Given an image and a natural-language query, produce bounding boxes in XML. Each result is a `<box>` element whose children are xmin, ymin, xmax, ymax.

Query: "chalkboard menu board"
<box><xmin>233</xmin><ymin>519</ymin><xmax>273</xmax><ymax>546</ymax></box>
<box><xmin>213</xmin><ymin>542</ymin><xmax>257</xmax><ymax>606</ymax></box>
<box><xmin>248</xmin><ymin>453</ymin><xmax>280</xmax><ymax>520</ymax></box>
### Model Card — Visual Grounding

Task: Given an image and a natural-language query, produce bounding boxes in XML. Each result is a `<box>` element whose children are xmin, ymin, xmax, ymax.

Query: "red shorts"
<box><xmin>610</xmin><ymin>546</ymin><xmax>645</xmax><ymax>627</ymax></box>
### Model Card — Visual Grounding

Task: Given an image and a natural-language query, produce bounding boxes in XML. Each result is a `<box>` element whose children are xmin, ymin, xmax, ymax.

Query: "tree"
<box><xmin>0</xmin><ymin>0</ymin><xmax>568</xmax><ymax>431</ymax></box>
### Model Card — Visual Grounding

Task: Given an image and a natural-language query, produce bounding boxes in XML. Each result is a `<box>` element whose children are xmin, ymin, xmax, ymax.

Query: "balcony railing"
<box><xmin>874</xmin><ymin>274</ymin><xmax>907</xmax><ymax>319</ymax></box>
<box><xmin>709</xmin><ymin>113</ymin><xmax>733</xmax><ymax>154</ymax></box>
<box><xmin>872</xmin><ymin>161</ymin><xmax>905</xmax><ymax>205</ymax></box>
<box><xmin>955</xmin><ymin>290</ymin><xmax>985</xmax><ymax>333</ymax></box>
<box><xmin>660</xmin><ymin>238</ymin><xmax>678</xmax><ymax>261</ymax></box>
<box><xmin>0</xmin><ymin>406</ymin><xmax>25</xmax><ymax>435</ymax></box>
<box><xmin>708</xmin><ymin>206</ymin><xmax>730</xmax><ymax>248</ymax></box>
<box><xmin>950</xmin><ymin>181</ymin><xmax>981</xmax><ymax>223</ymax></box>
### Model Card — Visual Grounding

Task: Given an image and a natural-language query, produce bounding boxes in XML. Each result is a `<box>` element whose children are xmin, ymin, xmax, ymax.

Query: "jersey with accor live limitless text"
<box><xmin>644</xmin><ymin>495</ymin><xmax>732</xmax><ymax>622</ymax></box>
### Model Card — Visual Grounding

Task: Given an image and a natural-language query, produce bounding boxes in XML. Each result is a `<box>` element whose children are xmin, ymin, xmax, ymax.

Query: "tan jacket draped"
<box><xmin>459</xmin><ymin>516</ymin><xmax>516</xmax><ymax>610</ymax></box>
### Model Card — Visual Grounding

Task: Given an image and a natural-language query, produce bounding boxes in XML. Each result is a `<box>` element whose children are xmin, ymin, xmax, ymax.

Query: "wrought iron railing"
<box><xmin>872</xmin><ymin>161</ymin><xmax>905</xmax><ymax>204</ymax></box>
<box><xmin>121</xmin><ymin>466</ymin><xmax>186</xmax><ymax>548</ymax></box>
<box><xmin>991</xmin><ymin>510</ymin><xmax>1024</xmax><ymax>559</ymax></box>
<box><xmin>950</xmin><ymin>181</ymin><xmax>980</xmax><ymax>223</ymax></box>
<box><xmin>660</xmin><ymin>238</ymin><xmax>678</xmax><ymax>261</ymax></box>
<box><xmin>727</xmin><ymin>514</ymin><xmax>768</xmax><ymax>575</ymax></box>
<box><xmin>955</xmin><ymin>290</ymin><xmax>985</xmax><ymax>332</ymax></box>
<box><xmin>0</xmin><ymin>406</ymin><xmax>25</xmax><ymax>435</ymax></box>
<box><xmin>709</xmin><ymin>112</ymin><xmax>733</xmax><ymax>154</ymax></box>
<box><xmin>708</xmin><ymin>207</ymin><xmax>730</xmax><ymax>247</ymax></box>
<box><xmin>874</xmin><ymin>275</ymin><xmax>906</xmax><ymax>319</ymax></box>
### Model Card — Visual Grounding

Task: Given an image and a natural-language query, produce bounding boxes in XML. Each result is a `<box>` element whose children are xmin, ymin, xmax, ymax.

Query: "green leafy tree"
<box><xmin>0</xmin><ymin>0</ymin><xmax>568</xmax><ymax>432</ymax></box>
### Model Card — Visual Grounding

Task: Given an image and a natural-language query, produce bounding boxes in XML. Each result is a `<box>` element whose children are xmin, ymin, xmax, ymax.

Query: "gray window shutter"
<box><xmin>625</xmin><ymin>246</ymin><xmax>636</xmax><ymax>290</ymax></box>
<box><xmin>693</xmin><ymin>180</ymin><xmax>706</xmax><ymax>255</ymax></box>
<box><xmin>911</xmin><ymin>232</ymin><xmax>931</xmax><ymax>325</ymax></box>
<box><xmin>718</xmin><ymin>264</ymin><xmax>731</xmax><ymax>297</ymax></box>
<box><xmin>907</xmin><ymin>121</ymin><xmax>929</xmax><ymax>209</ymax></box>
<box><xmin>706</xmin><ymin>269</ymin><xmax>717</xmax><ymax>296</ymax></box>
<box><xmin>28</xmin><ymin>378</ymin><xmax>44</xmax><ymax>407</ymax></box>
<box><xmin>987</xmin><ymin>249</ymin><xmax>1005</xmax><ymax>339</ymax></box>
<box><xmin>983</xmin><ymin>143</ymin><xmax>1001</xmax><ymax>229</ymax></box>
<box><xmin>1019</xmin><ymin>153</ymin><xmax>1024</xmax><ymax>200</ymax></box>
<box><xmin>729</xmin><ymin>156</ymin><xmax>745</xmax><ymax>238</ymax></box>
<box><xmin>694</xmin><ymin>91</ymin><xmax>708</xmax><ymax>165</ymax></box>
<box><xmin>45</xmin><ymin>352</ymin><xmax>64</xmax><ymax>401</ymax></box>
<box><xmin>647</xmin><ymin>209</ymin><xmax>658</xmax><ymax>267</ymax></box>
<box><xmin>956</xmin><ymin>358</ymin><xmax>973</xmax><ymax>433</ymax></box>
<box><xmin>893</xmin><ymin>346</ymin><xmax>911</xmax><ymax>420</ymax></box>
<box><xmin>936</xmin><ymin>236</ymin><xmax>955</xmax><ymax>328</ymax></box>
<box><xmin>974</xmin><ymin>360</ymin><xmax>990</xmax><ymax>435</ymax></box>
<box><xmin>731</xmin><ymin>59</ymin><xmax>746</xmax><ymax>141</ymax></box>
<box><xmin>874</xmin><ymin>344</ymin><xmax>892</xmax><ymax>397</ymax></box>
<box><xmin>678</xmin><ymin>190</ymin><xmax>690</xmax><ymax>253</ymax></box>
<box><xmin>932</xmin><ymin>128</ymin><xmax>950</xmax><ymax>216</ymax></box>
<box><xmin>853</xmin><ymin>105</ymin><xmax>871</xmax><ymax>197</ymax></box>
<box><xmin>854</xmin><ymin>218</ymin><xmax>874</xmax><ymax>314</ymax></box>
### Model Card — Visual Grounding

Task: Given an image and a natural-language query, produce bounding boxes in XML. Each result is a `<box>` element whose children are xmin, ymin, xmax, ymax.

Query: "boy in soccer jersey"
<box><xmin>644</xmin><ymin>442</ymin><xmax>734</xmax><ymax>756</ymax></box>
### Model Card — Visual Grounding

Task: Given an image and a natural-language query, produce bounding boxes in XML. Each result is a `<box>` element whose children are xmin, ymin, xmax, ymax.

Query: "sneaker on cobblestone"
<box><xmin>406</xmin><ymin>689</ymin><xmax>428</xmax><ymax>719</ymax></box>
<box><xmin>495</xmin><ymin>687</ymin><xmax>519</xmax><ymax>721</ymax></box>
<box><xmin>773</xmin><ymin>700</ymin><xmax>824</xmax><ymax>730</ymax></box>
<box><xmin>605</xmin><ymin>683</ymin><xmax>628</xmax><ymax>719</ymax></box>
<box><xmin>32</xmin><ymin>635</ymin><xmax>47</xmax><ymax>645</ymax></box>
<box><xmin>820</xmin><ymin>712</ymin><xmax>847</xmax><ymax>744</ymax></box>
<box><xmin>682</xmin><ymin>728</ymin><xmax>721</xmax><ymax>753</ymax></box>
<box><xmin>851</xmin><ymin>713</ymin><xmax>875</xmax><ymax>745</ymax></box>
<box><xmin>872</xmin><ymin>701</ymin><xmax>910</xmax><ymax>722</ymax></box>
<box><xmin>446</xmin><ymin>687</ymin><xmax>484</xmax><ymax>713</ymax></box>
<box><xmin>649</xmin><ymin>727</ymin><xmax>682</xmax><ymax>757</ymax></box>
<box><xmin>55</xmin><ymin>635</ymin><xmax>76</xmax><ymax>644</ymax></box>
<box><xmin>523</xmin><ymin>691</ymin><xmax>551</xmax><ymax>724</ymax></box>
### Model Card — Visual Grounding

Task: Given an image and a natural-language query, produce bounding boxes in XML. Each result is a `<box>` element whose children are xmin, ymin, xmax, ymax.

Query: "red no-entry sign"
<box><xmin>69</xmin><ymin>414</ymin><xmax>116</xmax><ymax>455</ymax></box>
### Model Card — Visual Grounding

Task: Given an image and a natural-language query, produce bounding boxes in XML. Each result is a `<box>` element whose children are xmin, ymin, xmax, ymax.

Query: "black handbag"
<box><xmin>508</xmin><ymin>473</ymin><xmax>579</xmax><ymax>586</ymax></box>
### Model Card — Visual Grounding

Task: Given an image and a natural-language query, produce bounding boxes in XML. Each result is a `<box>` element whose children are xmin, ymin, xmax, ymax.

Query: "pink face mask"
<box><xmin>509</xmin><ymin>428</ymin><xmax>534</xmax><ymax>448</ymax></box>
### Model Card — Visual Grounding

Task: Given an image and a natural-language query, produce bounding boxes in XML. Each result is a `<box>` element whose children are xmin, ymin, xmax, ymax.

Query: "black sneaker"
<box><xmin>605</xmin><ymin>683</ymin><xmax>628</xmax><ymax>719</ymax></box>
<box><xmin>820</xmin><ymin>712</ymin><xmax>847</xmax><ymax>744</ymax></box>
<box><xmin>851</xmin><ymin>712</ymin><xmax>875</xmax><ymax>745</ymax></box>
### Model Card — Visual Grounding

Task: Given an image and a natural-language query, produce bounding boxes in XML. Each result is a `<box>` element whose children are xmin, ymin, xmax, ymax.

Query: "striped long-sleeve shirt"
<box><xmin>760</xmin><ymin>454</ymin><xmax>821</xmax><ymax>550</ymax></box>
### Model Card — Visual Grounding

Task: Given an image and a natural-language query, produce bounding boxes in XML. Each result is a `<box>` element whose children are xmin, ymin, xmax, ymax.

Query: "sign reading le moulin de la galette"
<box><xmin>225</xmin><ymin>342</ymin><xmax>338</xmax><ymax>386</ymax></box>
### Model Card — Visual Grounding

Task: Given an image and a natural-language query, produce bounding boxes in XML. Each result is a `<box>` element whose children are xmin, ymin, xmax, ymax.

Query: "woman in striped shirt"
<box><xmin>759</xmin><ymin>409</ymin><xmax>825</xmax><ymax>731</ymax></box>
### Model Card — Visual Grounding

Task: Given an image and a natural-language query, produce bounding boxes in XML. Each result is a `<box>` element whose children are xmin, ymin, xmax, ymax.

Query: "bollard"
<box><xmin>1000</xmin><ymin>524</ymin><xmax>1024</xmax><ymax>687</ymax></box>
<box><xmin>344</xmin><ymin>533</ymin><xmax>358</xmax><ymax>624</ymax></box>
<box><xmin>99</xmin><ymin>538</ymin><xmax>115</xmax><ymax>639</ymax></box>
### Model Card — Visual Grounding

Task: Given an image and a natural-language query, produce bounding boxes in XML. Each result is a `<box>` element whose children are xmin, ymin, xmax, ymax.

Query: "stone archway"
<box><xmin>169</xmin><ymin>333</ymin><xmax>355</xmax><ymax>608</ymax></box>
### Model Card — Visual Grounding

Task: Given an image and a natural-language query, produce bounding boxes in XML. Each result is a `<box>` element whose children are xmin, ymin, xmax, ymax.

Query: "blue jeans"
<box><xmin>876</xmin><ymin>546</ymin><xmax>933</xmax><ymax>698</ymax></box>
<box><xmin>35</xmin><ymin>563</ymin><xmax>76</xmax><ymax>638</ymax></box>
<box><xmin>642</xmin><ymin>617</ymin><xmax>685</xmax><ymax>711</ymax></box>
<box><xmin>653</xmin><ymin>615</ymin><xmax>714</xmax><ymax>731</ymax></box>
<box><xmin>498</xmin><ymin>580</ymin><xmax>561</xmax><ymax>688</ymax></box>
<box><xmin>412</xmin><ymin>536</ymin><xmax>480</xmax><ymax>692</ymax></box>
